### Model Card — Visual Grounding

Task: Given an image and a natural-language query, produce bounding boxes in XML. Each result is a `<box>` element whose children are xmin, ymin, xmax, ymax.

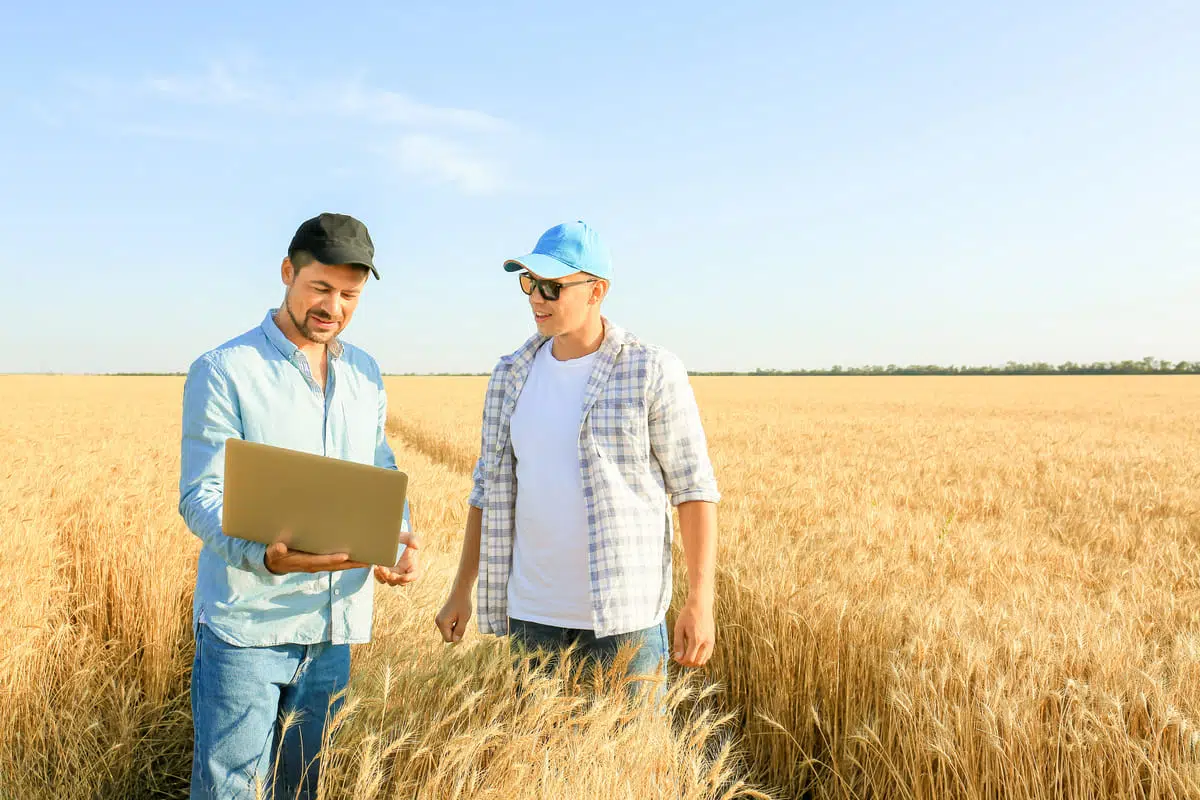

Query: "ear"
<box><xmin>591</xmin><ymin>280</ymin><xmax>609</xmax><ymax>304</ymax></box>
<box><xmin>281</xmin><ymin>257</ymin><xmax>295</xmax><ymax>286</ymax></box>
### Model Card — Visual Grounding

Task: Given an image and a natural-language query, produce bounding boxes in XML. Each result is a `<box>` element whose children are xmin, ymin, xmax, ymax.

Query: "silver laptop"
<box><xmin>221</xmin><ymin>438</ymin><xmax>409</xmax><ymax>567</ymax></box>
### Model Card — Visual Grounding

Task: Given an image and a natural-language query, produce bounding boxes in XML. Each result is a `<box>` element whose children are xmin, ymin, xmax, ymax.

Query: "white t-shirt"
<box><xmin>507</xmin><ymin>340</ymin><xmax>598</xmax><ymax>629</ymax></box>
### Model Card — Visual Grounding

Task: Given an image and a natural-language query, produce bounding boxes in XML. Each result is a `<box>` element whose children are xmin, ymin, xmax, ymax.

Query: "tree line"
<box><xmin>64</xmin><ymin>357</ymin><xmax>1200</xmax><ymax>378</ymax></box>
<box><xmin>696</xmin><ymin>358</ymin><xmax>1200</xmax><ymax>376</ymax></box>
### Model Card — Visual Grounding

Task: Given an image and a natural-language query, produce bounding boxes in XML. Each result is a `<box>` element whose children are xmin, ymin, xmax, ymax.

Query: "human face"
<box><xmin>520</xmin><ymin>270</ymin><xmax>605</xmax><ymax>337</ymax></box>
<box><xmin>280</xmin><ymin>259</ymin><xmax>369</xmax><ymax>345</ymax></box>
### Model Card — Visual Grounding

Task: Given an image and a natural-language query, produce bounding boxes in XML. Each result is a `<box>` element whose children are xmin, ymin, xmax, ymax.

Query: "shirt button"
<box><xmin>334</xmin><ymin>588</ymin><xmax>341</xmax><ymax>596</ymax></box>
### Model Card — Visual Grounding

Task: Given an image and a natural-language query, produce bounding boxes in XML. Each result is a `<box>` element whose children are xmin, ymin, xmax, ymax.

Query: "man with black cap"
<box><xmin>179</xmin><ymin>212</ymin><xmax>420</xmax><ymax>799</ymax></box>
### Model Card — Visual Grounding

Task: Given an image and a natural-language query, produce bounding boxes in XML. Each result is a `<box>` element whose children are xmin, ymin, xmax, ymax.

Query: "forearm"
<box><xmin>451</xmin><ymin>505</ymin><xmax>483</xmax><ymax>596</ymax></box>
<box><xmin>677</xmin><ymin>501</ymin><xmax>717</xmax><ymax>606</ymax></box>
<box><xmin>179</xmin><ymin>487</ymin><xmax>270</xmax><ymax>574</ymax></box>
<box><xmin>179</xmin><ymin>355</ymin><xmax>269</xmax><ymax>575</ymax></box>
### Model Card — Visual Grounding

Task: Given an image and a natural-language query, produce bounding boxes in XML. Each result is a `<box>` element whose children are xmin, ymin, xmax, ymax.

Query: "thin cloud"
<box><xmin>143</xmin><ymin>61</ymin><xmax>268</xmax><ymax>106</ymax></box>
<box><xmin>388</xmin><ymin>134</ymin><xmax>507</xmax><ymax>196</ymax></box>
<box><xmin>53</xmin><ymin>57</ymin><xmax>521</xmax><ymax>195</ymax></box>
<box><xmin>330</xmin><ymin>81</ymin><xmax>509</xmax><ymax>134</ymax></box>
<box><xmin>136</xmin><ymin>60</ymin><xmax>508</xmax><ymax>136</ymax></box>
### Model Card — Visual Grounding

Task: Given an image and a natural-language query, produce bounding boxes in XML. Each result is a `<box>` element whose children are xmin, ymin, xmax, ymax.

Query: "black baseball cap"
<box><xmin>288</xmin><ymin>212</ymin><xmax>379</xmax><ymax>279</ymax></box>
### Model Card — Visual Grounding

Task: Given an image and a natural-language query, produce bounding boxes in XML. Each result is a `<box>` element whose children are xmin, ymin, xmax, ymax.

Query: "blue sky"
<box><xmin>3</xmin><ymin>1</ymin><xmax>1197</xmax><ymax>373</ymax></box>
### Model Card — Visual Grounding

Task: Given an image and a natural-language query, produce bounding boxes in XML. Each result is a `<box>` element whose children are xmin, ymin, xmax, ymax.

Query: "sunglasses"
<box><xmin>518</xmin><ymin>272</ymin><xmax>599</xmax><ymax>301</ymax></box>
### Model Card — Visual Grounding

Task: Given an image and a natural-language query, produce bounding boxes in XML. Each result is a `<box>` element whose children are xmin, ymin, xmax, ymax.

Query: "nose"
<box><xmin>319</xmin><ymin>293</ymin><xmax>342</xmax><ymax>319</ymax></box>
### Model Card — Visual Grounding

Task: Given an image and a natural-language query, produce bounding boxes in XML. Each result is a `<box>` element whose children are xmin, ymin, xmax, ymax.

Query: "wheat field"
<box><xmin>2</xmin><ymin>374</ymin><xmax>1199</xmax><ymax>799</ymax></box>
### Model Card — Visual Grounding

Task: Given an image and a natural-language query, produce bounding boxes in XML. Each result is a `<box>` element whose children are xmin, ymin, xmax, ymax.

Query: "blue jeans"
<box><xmin>190</xmin><ymin>624</ymin><xmax>350</xmax><ymax>800</ymax></box>
<box><xmin>508</xmin><ymin>618</ymin><xmax>669</xmax><ymax>702</ymax></box>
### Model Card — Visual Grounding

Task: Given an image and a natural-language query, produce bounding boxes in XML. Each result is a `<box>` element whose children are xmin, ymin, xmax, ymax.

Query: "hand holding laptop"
<box><xmin>265</xmin><ymin>529</ymin><xmax>421</xmax><ymax>577</ymax></box>
<box><xmin>262</xmin><ymin>532</ymin><xmax>422</xmax><ymax>575</ymax></box>
<box><xmin>264</xmin><ymin>537</ymin><xmax>368</xmax><ymax>575</ymax></box>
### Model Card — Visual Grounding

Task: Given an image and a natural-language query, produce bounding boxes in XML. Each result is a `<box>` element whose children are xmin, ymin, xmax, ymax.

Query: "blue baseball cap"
<box><xmin>503</xmin><ymin>220</ymin><xmax>613</xmax><ymax>281</ymax></box>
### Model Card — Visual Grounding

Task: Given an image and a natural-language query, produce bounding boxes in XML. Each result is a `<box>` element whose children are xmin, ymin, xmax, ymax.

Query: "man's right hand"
<box><xmin>264</xmin><ymin>538</ymin><xmax>369</xmax><ymax>575</ymax></box>
<box><xmin>435</xmin><ymin>590</ymin><xmax>473</xmax><ymax>643</ymax></box>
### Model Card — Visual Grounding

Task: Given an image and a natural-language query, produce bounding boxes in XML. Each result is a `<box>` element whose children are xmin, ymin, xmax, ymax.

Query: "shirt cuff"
<box><xmin>244</xmin><ymin>540</ymin><xmax>275</xmax><ymax>578</ymax></box>
<box><xmin>670</xmin><ymin>488</ymin><xmax>721</xmax><ymax>507</ymax></box>
<box><xmin>467</xmin><ymin>487</ymin><xmax>484</xmax><ymax>508</ymax></box>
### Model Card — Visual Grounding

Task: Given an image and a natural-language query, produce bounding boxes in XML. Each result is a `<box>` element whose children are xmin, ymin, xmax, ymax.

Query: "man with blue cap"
<box><xmin>435</xmin><ymin>220</ymin><xmax>721</xmax><ymax>695</ymax></box>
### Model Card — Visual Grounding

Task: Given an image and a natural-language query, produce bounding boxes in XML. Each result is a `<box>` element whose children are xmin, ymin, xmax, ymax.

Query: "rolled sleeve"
<box><xmin>468</xmin><ymin>411</ymin><xmax>487</xmax><ymax>509</ymax></box>
<box><xmin>178</xmin><ymin>355</ymin><xmax>273</xmax><ymax>576</ymax></box>
<box><xmin>648</xmin><ymin>352</ymin><xmax>721</xmax><ymax>506</ymax></box>
<box><xmin>468</xmin><ymin>460</ymin><xmax>486</xmax><ymax>509</ymax></box>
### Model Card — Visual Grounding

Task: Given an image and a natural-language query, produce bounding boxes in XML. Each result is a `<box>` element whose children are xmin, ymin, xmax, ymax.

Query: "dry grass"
<box><xmin>0</xmin><ymin>376</ymin><xmax>762</xmax><ymax>800</ymax></box>
<box><xmin>384</xmin><ymin>375</ymin><xmax>1200</xmax><ymax>799</ymax></box>
<box><xmin>4</xmin><ymin>374</ymin><xmax>1200</xmax><ymax>798</ymax></box>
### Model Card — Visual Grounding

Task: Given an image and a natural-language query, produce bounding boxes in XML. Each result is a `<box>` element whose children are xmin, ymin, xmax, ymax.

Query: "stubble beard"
<box><xmin>286</xmin><ymin>296</ymin><xmax>339</xmax><ymax>344</ymax></box>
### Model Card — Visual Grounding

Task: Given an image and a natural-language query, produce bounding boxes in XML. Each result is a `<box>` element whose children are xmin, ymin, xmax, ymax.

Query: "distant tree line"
<box><xmin>59</xmin><ymin>357</ymin><xmax>1200</xmax><ymax>378</ymax></box>
<box><xmin>695</xmin><ymin>357</ymin><xmax>1200</xmax><ymax>377</ymax></box>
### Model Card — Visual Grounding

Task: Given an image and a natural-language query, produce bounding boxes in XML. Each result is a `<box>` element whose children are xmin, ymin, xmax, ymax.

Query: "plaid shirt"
<box><xmin>469</xmin><ymin>320</ymin><xmax>720</xmax><ymax>638</ymax></box>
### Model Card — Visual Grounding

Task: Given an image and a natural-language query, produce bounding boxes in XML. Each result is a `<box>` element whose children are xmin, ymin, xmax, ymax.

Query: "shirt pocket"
<box><xmin>588</xmin><ymin>397</ymin><xmax>650</xmax><ymax>462</ymax></box>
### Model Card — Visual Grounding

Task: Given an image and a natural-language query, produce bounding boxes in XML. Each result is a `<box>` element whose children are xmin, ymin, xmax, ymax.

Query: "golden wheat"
<box><xmin>383</xmin><ymin>375</ymin><xmax>1200</xmax><ymax>799</ymax></box>
<box><xmin>0</xmin><ymin>376</ymin><xmax>762</xmax><ymax>800</ymax></box>
<box><xmin>3</xmin><ymin>374</ymin><xmax>1200</xmax><ymax>798</ymax></box>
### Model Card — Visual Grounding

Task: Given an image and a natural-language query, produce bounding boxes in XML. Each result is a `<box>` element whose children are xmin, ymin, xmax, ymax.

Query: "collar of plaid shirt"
<box><xmin>500</xmin><ymin>317</ymin><xmax>631</xmax><ymax>424</ymax></box>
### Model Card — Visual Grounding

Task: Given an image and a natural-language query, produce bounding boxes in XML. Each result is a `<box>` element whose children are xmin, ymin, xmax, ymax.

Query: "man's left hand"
<box><xmin>374</xmin><ymin>531</ymin><xmax>421</xmax><ymax>586</ymax></box>
<box><xmin>672</xmin><ymin>598</ymin><xmax>715</xmax><ymax>668</ymax></box>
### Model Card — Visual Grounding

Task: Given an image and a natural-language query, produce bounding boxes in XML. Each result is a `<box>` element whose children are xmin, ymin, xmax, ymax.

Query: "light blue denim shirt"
<box><xmin>179</xmin><ymin>309</ymin><xmax>409</xmax><ymax>647</ymax></box>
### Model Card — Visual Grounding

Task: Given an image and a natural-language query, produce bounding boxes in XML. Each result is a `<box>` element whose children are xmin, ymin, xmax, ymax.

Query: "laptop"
<box><xmin>221</xmin><ymin>438</ymin><xmax>409</xmax><ymax>567</ymax></box>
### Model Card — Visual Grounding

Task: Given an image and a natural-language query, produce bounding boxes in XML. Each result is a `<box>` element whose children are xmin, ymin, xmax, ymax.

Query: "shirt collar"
<box><xmin>509</xmin><ymin>316</ymin><xmax>627</xmax><ymax>370</ymax></box>
<box><xmin>260</xmin><ymin>309</ymin><xmax>344</xmax><ymax>361</ymax></box>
